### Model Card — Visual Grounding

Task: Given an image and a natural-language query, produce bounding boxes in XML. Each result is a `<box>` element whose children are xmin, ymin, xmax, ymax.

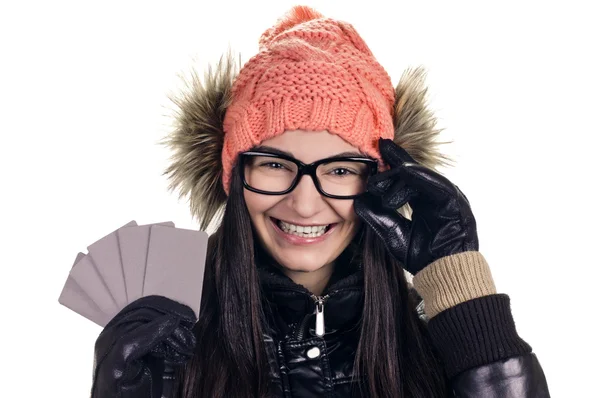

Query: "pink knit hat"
<box><xmin>221</xmin><ymin>5</ymin><xmax>395</xmax><ymax>194</ymax></box>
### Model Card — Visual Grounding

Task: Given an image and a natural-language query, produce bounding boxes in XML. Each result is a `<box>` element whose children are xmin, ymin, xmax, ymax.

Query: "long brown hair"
<box><xmin>171</xmin><ymin>162</ymin><xmax>449</xmax><ymax>397</ymax></box>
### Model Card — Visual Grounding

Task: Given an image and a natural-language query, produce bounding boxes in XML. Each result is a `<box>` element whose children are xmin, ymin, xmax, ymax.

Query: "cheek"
<box><xmin>326</xmin><ymin>199</ymin><xmax>358</xmax><ymax>223</ymax></box>
<box><xmin>243</xmin><ymin>190</ymin><xmax>280</xmax><ymax>231</ymax></box>
<box><xmin>244</xmin><ymin>190</ymin><xmax>269</xmax><ymax>217</ymax></box>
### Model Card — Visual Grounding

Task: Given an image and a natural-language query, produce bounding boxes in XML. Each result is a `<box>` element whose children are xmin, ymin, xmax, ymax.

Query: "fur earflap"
<box><xmin>392</xmin><ymin>67</ymin><xmax>454</xmax><ymax>171</ymax></box>
<box><xmin>159</xmin><ymin>51</ymin><xmax>239</xmax><ymax>230</ymax></box>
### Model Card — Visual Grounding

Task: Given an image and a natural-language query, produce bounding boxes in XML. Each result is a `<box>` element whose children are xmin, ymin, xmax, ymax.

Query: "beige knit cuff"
<box><xmin>412</xmin><ymin>251</ymin><xmax>497</xmax><ymax>320</ymax></box>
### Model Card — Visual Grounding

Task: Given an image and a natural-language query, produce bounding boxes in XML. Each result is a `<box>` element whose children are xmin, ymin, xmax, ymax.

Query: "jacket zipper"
<box><xmin>313</xmin><ymin>294</ymin><xmax>327</xmax><ymax>337</ymax></box>
<box><xmin>293</xmin><ymin>292</ymin><xmax>336</xmax><ymax>341</ymax></box>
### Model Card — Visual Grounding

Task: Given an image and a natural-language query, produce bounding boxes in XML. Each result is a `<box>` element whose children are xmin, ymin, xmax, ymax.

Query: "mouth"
<box><xmin>270</xmin><ymin>217</ymin><xmax>337</xmax><ymax>244</ymax></box>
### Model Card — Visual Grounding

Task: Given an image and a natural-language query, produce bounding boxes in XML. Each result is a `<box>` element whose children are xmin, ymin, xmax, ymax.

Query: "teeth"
<box><xmin>278</xmin><ymin>220</ymin><xmax>329</xmax><ymax>237</ymax></box>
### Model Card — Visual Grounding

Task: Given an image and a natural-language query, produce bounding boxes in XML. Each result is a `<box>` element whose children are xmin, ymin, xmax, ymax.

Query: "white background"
<box><xmin>1</xmin><ymin>0</ymin><xmax>598</xmax><ymax>396</ymax></box>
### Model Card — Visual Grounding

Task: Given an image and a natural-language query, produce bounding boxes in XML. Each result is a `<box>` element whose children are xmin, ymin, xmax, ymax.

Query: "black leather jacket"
<box><xmin>162</xmin><ymin>257</ymin><xmax>550</xmax><ymax>397</ymax></box>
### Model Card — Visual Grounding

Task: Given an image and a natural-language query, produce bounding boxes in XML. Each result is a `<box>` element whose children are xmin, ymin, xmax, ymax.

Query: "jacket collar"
<box><xmin>255</xmin><ymin>240</ymin><xmax>364</xmax><ymax>338</ymax></box>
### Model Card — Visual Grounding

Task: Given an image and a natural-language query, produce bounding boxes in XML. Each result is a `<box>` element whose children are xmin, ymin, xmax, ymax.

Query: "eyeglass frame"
<box><xmin>239</xmin><ymin>150</ymin><xmax>378</xmax><ymax>199</ymax></box>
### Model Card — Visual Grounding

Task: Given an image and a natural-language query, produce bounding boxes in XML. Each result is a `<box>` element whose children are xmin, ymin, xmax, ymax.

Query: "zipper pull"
<box><xmin>316</xmin><ymin>299</ymin><xmax>325</xmax><ymax>336</ymax></box>
<box><xmin>312</xmin><ymin>294</ymin><xmax>329</xmax><ymax>337</ymax></box>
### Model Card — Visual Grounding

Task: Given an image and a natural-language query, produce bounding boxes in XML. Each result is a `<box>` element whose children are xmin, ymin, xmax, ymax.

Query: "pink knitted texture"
<box><xmin>221</xmin><ymin>6</ymin><xmax>395</xmax><ymax>194</ymax></box>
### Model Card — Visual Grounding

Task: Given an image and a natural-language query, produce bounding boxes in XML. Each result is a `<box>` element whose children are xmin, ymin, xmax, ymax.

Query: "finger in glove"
<box><xmin>378</xmin><ymin>138</ymin><xmax>417</xmax><ymax>167</ymax></box>
<box><xmin>353</xmin><ymin>193</ymin><xmax>412</xmax><ymax>263</ymax></box>
<box><xmin>151</xmin><ymin>325</ymin><xmax>197</xmax><ymax>365</ymax></box>
<box><xmin>380</xmin><ymin>179</ymin><xmax>421</xmax><ymax>210</ymax></box>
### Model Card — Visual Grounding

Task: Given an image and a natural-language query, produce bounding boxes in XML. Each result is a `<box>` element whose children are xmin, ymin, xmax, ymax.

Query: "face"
<box><xmin>243</xmin><ymin>129</ymin><xmax>364</xmax><ymax>276</ymax></box>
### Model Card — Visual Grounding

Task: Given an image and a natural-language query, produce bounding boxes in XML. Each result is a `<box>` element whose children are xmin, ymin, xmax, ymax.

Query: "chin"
<box><xmin>274</xmin><ymin>249</ymin><xmax>330</xmax><ymax>273</ymax></box>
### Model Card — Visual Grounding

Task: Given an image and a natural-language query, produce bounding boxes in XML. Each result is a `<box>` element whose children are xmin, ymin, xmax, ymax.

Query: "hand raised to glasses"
<box><xmin>91</xmin><ymin>295</ymin><xmax>197</xmax><ymax>398</ymax></box>
<box><xmin>354</xmin><ymin>138</ymin><xmax>479</xmax><ymax>276</ymax></box>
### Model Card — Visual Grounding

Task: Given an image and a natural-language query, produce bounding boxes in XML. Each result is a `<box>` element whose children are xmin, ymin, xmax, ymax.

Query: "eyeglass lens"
<box><xmin>243</xmin><ymin>154</ymin><xmax>370</xmax><ymax>196</ymax></box>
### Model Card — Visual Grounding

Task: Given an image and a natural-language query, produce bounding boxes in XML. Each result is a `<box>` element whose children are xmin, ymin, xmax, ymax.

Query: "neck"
<box><xmin>281</xmin><ymin>261</ymin><xmax>335</xmax><ymax>296</ymax></box>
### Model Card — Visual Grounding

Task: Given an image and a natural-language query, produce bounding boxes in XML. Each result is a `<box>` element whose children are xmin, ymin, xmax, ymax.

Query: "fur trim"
<box><xmin>159</xmin><ymin>51</ymin><xmax>239</xmax><ymax>230</ymax></box>
<box><xmin>392</xmin><ymin>67</ymin><xmax>454</xmax><ymax>171</ymax></box>
<box><xmin>160</xmin><ymin>54</ymin><xmax>452</xmax><ymax>229</ymax></box>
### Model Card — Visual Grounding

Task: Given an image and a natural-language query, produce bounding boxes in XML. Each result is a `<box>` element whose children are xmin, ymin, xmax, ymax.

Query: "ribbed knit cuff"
<box><xmin>428</xmin><ymin>294</ymin><xmax>533</xmax><ymax>379</ymax></box>
<box><xmin>412</xmin><ymin>251</ymin><xmax>497</xmax><ymax>319</ymax></box>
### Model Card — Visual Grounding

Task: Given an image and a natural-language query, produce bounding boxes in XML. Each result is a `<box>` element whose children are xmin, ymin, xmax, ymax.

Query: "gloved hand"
<box><xmin>354</xmin><ymin>138</ymin><xmax>479</xmax><ymax>275</ymax></box>
<box><xmin>91</xmin><ymin>295</ymin><xmax>197</xmax><ymax>398</ymax></box>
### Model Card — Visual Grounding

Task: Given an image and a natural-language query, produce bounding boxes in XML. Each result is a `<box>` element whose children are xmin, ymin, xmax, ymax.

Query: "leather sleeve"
<box><xmin>450</xmin><ymin>353</ymin><xmax>551</xmax><ymax>397</ymax></box>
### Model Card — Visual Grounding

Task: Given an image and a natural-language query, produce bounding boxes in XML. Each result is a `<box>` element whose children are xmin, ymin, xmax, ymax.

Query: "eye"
<box><xmin>329</xmin><ymin>168</ymin><xmax>357</xmax><ymax>176</ymax></box>
<box><xmin>259</xmin><ymin>161</ymin><xmax>293</xmax><ymax>171</ymax></box>
<box><xmin>262</xmin><ymin>162</ymin><xmax>281</xmax><ymax>168</ymax></box>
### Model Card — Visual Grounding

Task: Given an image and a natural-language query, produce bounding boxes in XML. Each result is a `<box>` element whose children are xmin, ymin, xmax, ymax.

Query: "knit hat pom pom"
<box><xmin>259</xmin><ymin>5</ymin><xmax>324</xmax><ymax>49</ymax></box>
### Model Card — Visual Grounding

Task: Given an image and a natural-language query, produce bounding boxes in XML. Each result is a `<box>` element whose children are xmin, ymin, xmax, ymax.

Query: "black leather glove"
<box><xmin>91</xmin><ymin>295</ymin><xmax>197</xmax><ymax>398</ymax></box>
<box><xmin>354</xmin><ymin>138</ymin><xmax>479</xmax><ymax>275</ymax></box>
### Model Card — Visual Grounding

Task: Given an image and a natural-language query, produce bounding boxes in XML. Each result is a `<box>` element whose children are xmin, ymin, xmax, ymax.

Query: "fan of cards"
<box><xmin>58</xmin><ymin>220</ymin><xmax>208</xmax><ymax>327</ymax></box>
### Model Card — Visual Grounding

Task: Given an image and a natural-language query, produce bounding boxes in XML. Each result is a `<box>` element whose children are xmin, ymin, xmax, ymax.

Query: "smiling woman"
<box><xmin>88</xmin><ymin>5</ymin><xmax>551</xmax><ymax>398</ymax></box>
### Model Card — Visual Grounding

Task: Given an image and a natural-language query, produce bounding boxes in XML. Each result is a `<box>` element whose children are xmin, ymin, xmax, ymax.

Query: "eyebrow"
<box><xmin>253</xmin><ymin>145</ymin><xmax>367</xmax><ymax>158</ymax></box>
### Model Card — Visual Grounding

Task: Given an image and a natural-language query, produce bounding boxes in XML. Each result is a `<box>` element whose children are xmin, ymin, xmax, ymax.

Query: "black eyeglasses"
<box><xmin>239</xmin><ymin>151</ymin><xmax>378</xmax><ymax>199</ymax></box>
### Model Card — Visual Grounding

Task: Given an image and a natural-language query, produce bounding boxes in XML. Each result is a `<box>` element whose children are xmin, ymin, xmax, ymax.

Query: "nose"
<box><xmin>288</xmin><ymin>174</ymin><xmax>325</xmax><ymax>217</ymax></box>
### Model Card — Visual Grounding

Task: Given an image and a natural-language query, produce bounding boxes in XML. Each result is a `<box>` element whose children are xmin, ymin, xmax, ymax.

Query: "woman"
<box><xmin>90</xmin><ymin>6</ymin><xmax>550</xmax><ymax>397</ymax></box>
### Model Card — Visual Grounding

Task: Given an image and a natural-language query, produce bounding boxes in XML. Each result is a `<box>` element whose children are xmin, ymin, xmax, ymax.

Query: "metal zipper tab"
<box><xmin>315</xmin><ymin>299</ymin><xmax>325</xmax><ymax>336</ymax></box>
<box><xmin>311</xmin><ymin>294</ymin><xmax>329</xmax><ymax>337</ymax></box>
